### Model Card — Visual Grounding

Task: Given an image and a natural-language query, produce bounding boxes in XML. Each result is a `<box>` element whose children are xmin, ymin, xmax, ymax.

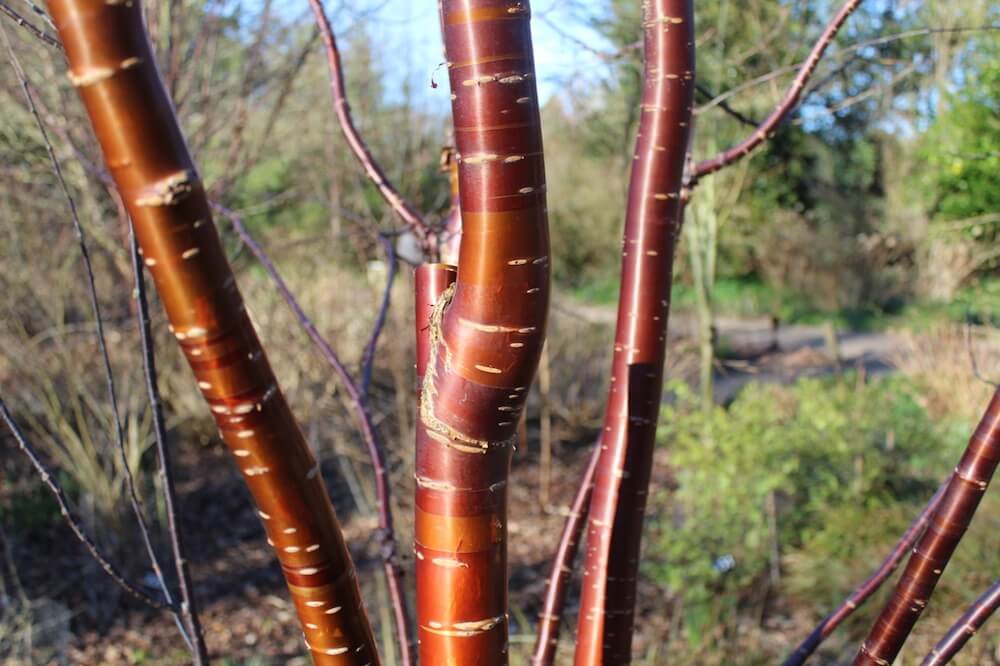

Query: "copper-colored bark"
<box><xmin>922</xmin><ymin>577</ymin><xmax>1000</xmax><ymax>666</ymax></box>
<box><xmin>48</xmin><ymin>5</ymin><xmax>378</xmax><ymax>663</ymax></box>
<box><xmin>440</xmin><ymin>147</ymin><xmax>463</xmax><ymax>266</ymax></box>
<box><xmin>531</xmin><ymin>440</ymin><xmax>601</xmax><ymax>666</ymax></box>
<box><xmin>854</xmin><ymin>389</ymin><xmax>1000</xmax><ymax>665</ymax></box>
<box><xmin>784</xmin><ymin>480</ymin><xmax>949</xmax><ymax>666</ymax></box>
<box><xmin>415</xmin><ymin>2</ymin><xmax>550</xmax><ymax>662</ymax></box>
<box><xmin>573</xmin><ymin>1</ymin><xmax>694</xmax><ymax>663</ymax></box>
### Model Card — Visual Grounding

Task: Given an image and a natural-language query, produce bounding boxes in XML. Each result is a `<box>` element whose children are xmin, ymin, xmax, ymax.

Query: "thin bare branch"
<box><xmin>783</xmin><ymin>480</ymin><xmax>949</xmax><ymax>666</ymax></box>
<box><xmin>306</xmin><ymin>0</ymin><xmax>433</xmax><ymax>255</ymax></box>
<box><xmin>0</xmin><ymin>399</ymin><xmax>166</xmax><ymax>611</ymax></box>
<box><xmin>690</xmin><ymin>0</ymin><xmax>864</xmax><ymax>184</ymax></box>
<box><xmin>0</xmin><ymin>0</ymin><xmax>59</xmax><ymax>48</ymax></box>
<box><xmin>921</xmin><ymin>578</ymin><xmax>1000</xmax><ymax>666</ymax></box>
<box><xmin>360</xmin><ymin>234</ymin><xmax>397</xmax><ymax>398</ymax></box>
<box><xmin>531</xmin><ymin>439</ymin><xmax>601</xmax><ymax>666</ymax></box>
<box><xmin>130</xmin><ymin>232</ymin><xmax>209</xmax><ymax>664</ymax></box>
<box><xmin>3</xmin><ymin>23</ymin><xmax>176</xmax><ymax>616</ymax></box>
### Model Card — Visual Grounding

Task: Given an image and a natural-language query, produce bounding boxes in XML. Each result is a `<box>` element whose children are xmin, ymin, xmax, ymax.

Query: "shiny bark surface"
<box><xmin>47</xmin><ymin>5</ymin><xmax>378</xmax><ymax>663</ymax></box>
<box><xmin>415</xmin><ymin>1</ymin><xmax>550</xmax><ymax>662</ymax></box>
<box><xmin>855</xmin><ymin>389</ymin><xmax>1000</xmax><ymax>666</ymax></box>
<box><xmin>573</xmin><ymin>1</ymin><xmax>694</xmax><ymax>663</ymax></box>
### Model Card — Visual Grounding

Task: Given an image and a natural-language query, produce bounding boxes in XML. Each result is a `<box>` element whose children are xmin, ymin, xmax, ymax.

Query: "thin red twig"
<box><xmin>689</xmin><ymin>0</ymin><xmax>864</xmax><ymax>185</ymax></box>
<box><xmin>783</xmin><ymin>480</ymin><xmax>949</xmax><ymax>666</ymax></box>
<box><xmin>306</xmin><ymin>0</ymin><xmax>434</xmax><ymax>255</ymax></box>
<box><xmin>531</xmin><ymin>439</ymin><xmax>601</xmax><ymax>666</ymax></box>
<box><xmin>921</xmin><ymin>578</ymin><xmax>1000</xmax><ymax>665</ymax></box>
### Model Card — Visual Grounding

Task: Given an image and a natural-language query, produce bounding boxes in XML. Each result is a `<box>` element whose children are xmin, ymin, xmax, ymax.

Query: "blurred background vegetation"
<box><xmin>0</xmin><ymin>0</ymin><xmax>998</xmax><ymax>663</ymax></box>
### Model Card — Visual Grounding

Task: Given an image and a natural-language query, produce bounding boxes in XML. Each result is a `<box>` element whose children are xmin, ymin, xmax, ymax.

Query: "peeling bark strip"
<box><xmin>921</xmin><ymin>577</ymin><xmax>1000</xmax><ymax>666</ymax></box>
<box><xmin>854</xmin><ymin>389</ymin><xmax>1000</xmax><ymax>666</ymax></box>
<box><xmin>573</xmin><ymin>1</ymin><xmax>694</xmax><ymax>664</ymax></box>
<box><xmin>416</xmin><ymin>1</ymin><xmax>551</xmax><ymax>662</ymax></box>
<box><xmin>47</xmin><ymin>5</ymin><xmax>379</xmax><ymax>663</ymax></box>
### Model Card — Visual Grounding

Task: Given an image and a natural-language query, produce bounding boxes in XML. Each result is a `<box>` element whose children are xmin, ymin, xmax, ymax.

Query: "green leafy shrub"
<box><xmin>648</xmin><ymin>376</ymin><xmax>960</xmax><ymax>651</ymax></box>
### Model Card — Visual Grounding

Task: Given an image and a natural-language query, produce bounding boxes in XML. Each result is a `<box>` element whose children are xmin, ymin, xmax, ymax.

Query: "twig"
<box><xmin>0</xmin><ymin>399</ymin><xmax>165</xmax><ymax>610</ymax></box>
<box><xmin>215</xmin><ymin>204</ymin><xmax>413</xmax><ymax>666</ymax></box>
<box><xmin>783</xmin><ymin>480</ymin><xmax>949</xmax><ymax>665</ymax></box>
<box><xmin>921</xmin><ymin>578</ymin><xmax>1000</xmax><ymax>666</ymax></box>
<box><xmin>360</xmin><ymin>234</ymin><xmax>397</xmax><ymax>398</ymax></box>
<box><xmin>130</xmin><ymin>234</ymin><xmax>209</xmax><ymax>664</ymax></box>
<box><xmin>531</xmin><ymin>439</ymin><xmax>601</xmax><ymax>666</ymax></box>
<box><xmin>965</xmin><ymin>310</ymin><xmax>998</xmax><ymax>388</ymax></box>
<box><xmin>306</xmin><ymin>0</ymin><xmax>434</xmax><ymax>255</ymax></box>
<box><xmin>0</xmin><ymin>0</ymin><xmax>59</xmax><ymax>48</ymax></box>
<box><xmin>2</xmin><ymin>23</ymin><xmax>176</xmax><ymax>617</ymax></box>
<box><xmin>690</xmin><ymin>0</ymin><xmax>864</xmax><ymax>184</ymax></box>
<box><xmin>694</xmin><ymin>82</ymin><xmax>760</xmax><ymax>128</ymax></box>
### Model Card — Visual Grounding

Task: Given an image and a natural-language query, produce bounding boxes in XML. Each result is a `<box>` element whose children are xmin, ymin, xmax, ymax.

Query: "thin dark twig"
<box><xmin>360</xmin><ymin>234</ymin><xmax>397</xmax><ymax>398</ymax></box>
<box><xmin>2</xmin><ymin>24</ymin><xmax>175</xmax><ymax>609</ymax></box>
<box><xmin>307</xmin><ymin>0</ymin><xmax>433</xmax><ymax>256</ymax></box>
<box><xmin>130</xmin><ymin>233</ymin><xmax>209</xmax><ymax>664</ymax></box>
<box><xmin>694</xmin><ymin>82</ymin><xmax>759</xmax><ymax>127</ymax></box>
<box><xmin>921</xmin><ymin>578</ymin><xmax>1000</xmax><ymax>665</ymax></box>
<box><xmin>965</xmin><ymin>309</ymin><xmax>998</xmax><ymax>388</ymax></box>
<box><xmin>0</xmin><ymin>399</ymin><xmax>165</xmax><ymax>610</ymax></box>
<box><xmin>783</xmin><ymin>479</ymin><xmax>950</xmax><ymax>666</ymax></box>
<box><xmin>690</xmin><ymin>0</ymin><xmax>864</xmax><ymax>184</ymax></box>
<box><xmin>215</xmin><ymin>204</ymin><xmax>413</xmax><ymax>665</ymax></box>
<box><xmin>0</xmin><ymin>0</ymin><xmax>59</xmax><ymax>48</ymax></box>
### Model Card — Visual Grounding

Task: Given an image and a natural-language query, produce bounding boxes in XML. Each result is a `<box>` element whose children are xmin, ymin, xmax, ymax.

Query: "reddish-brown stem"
<box><xmin>784</xmin><ymin>480</ymin><xmax>949</xmax><ymax>666</ymax></box>
<box><xmin>306</xmin><ymin>0</ymin><xmax>433</xmax><ymax>255</ymax></box>
<box><xmin>47</xmin><ymin>5</ymin><xmax>378</xmax><ymax>662</ymax></box>
<box><xmin>1</xmin><ymin>0</ymin><xmax>60</xmax><ymax>47</ymax></box>
<box><xmin>689</xmin><ymin>0</ymin><xmax>863</xmax><ymax>185</ymax></box>
<box><xmin>531</xmin><ymin>440</ymin><xmax>601</xmax><ymax>666</ymax></box>
<box><xmin>921</xmin><ymin>578</ymin><xmax>1000</xmax><ymax>666</ymax></box>
<box><xmin>415</xmin><ymin>2</ymin><xmax>551</xmax><ymax>662</ymax></box>
<box><xmin>572</xmin><ymin>2</ymin><xmax>694</xmax><ymax>663</ymax></box>
<box><xmin>854</xmin><ymin>389</ymin><xmax>1000</xmax><ymax>665</ymax></box>
<box><xmin>218</xmin><ymin>206</ymin><xmax>411</xmax><ymax>666</ymax></box>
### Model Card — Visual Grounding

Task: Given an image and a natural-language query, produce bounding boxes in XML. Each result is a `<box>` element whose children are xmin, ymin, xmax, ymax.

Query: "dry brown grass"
<box><xmin>892</xmin><ymin>324</ymin><xmax>1000</xmax><ymax>422</ymax></box>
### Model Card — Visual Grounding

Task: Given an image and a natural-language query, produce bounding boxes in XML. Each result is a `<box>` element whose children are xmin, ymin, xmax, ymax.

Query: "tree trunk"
<box><xmin>573</xmin><ymin>1</ymin><xmax>695</xmax><ymax>662</ymax></box>
<box><xmin>48</xmin><ymin>5</ymin><xmax>379</xmax><ymax>663</ymax></box>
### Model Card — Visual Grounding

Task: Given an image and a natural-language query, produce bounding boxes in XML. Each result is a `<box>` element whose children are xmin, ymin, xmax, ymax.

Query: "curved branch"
<box><xmin>921</xmin><ymin>578</ymin><xmax>1000</xmax><ymax>666</ymax></box>
<box><xmin>690</xmin><ymin>0</ymin><xmax>863</xmax><ymax>184</ymax></box>
<box><xmin>531</xmin><ymin>439</ymin><xmax>600</xmax><ymax>666</ymax></box>
<box><xmin>306</xmin><ymin>0</ymin><xmax>434</xmax><ymax>254</ymax></box>
<box><xmin>783</xmin><ymin>480</ymin><xmax>949</xmax><ymax>666</ymax></box>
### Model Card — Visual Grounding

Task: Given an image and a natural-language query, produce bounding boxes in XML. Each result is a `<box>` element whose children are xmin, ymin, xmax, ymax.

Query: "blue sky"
<box><xmin>330</xmin><ymin>0</ymin><xmax>614</xmax><ymax>111</ymax></box>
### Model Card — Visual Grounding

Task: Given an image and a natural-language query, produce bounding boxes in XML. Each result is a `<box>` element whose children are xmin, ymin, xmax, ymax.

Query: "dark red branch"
<box><xmin>921</xmin><ymin>578</ymin><xmax>1000</xmax><ymax>665</ymax></box>
<box><xmin>306</xmin><ymin>0</ymin><xmax>434</xmax><ymax>254</ymax></box>
<box><xmin>531</xmin><ymin>439</ymin><xmax>601</xmax><ymax>666</ymax></box>
<box><xmin>573</xmin><ymin>1</ymin><xmax>695</xmax><ymax>662</ymax></box>
<box><xmin>784</xmin><ymin>480</ymin><xmax>949</xmax><ymax>666</ymax></box>
<box><xmin>689</xmin><ymin>0</ymin><xmax>863</xmax><ymax>185</ymax></box>
<box><xmin>854</xmin><ymin>389</ymin><xmax>1000</xmax><ymax>665</ymax></box>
